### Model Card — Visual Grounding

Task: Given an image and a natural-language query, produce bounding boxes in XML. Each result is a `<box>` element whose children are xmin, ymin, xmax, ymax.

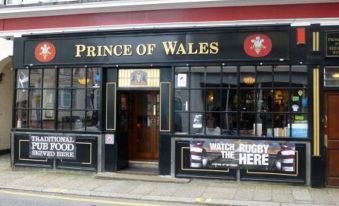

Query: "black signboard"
<box><xmin>29</xmin><ymin>134</ymin><xmax>76</xmax><ymax>159</ymax></box>
<box><xmin>327</xmin><ymin>32</ymin><xmax>339</xmax><ymax>57</ymax></box>
<box><xmin>18</xmin><ymin>29</ymin><xmax>290</xmax><ymax>67</ymax></box>
<box><xmin>190</xmin><ymin>139</ymin><xmax>296</xmax><ymax>172</ymax></box>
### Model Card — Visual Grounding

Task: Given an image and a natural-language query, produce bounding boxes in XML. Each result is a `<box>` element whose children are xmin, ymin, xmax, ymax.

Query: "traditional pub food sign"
<box><xmin>17</xmin><ymin>29</ymin><xmax>290</xmax><ymax>67</ymax></box>
<box><xmin>190</xmin><ymin>140</ymin><xmax>296</xmax><ymax>172</ymax></box>
<box><xmin>29</xmin><ymin>134</ymin><xmax>76</xmax><ymax>159</ymax></box>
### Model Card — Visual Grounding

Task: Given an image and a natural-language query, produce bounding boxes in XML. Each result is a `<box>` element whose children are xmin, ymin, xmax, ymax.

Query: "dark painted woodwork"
<box><xmin>325</xmin><ymin>92</ymin><xmax>339</xmax><ymax>186</ymax></box>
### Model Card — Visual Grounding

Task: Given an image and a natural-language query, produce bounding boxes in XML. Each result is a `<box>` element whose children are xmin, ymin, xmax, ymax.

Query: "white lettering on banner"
<box><xmin>209</xmin><ymin>143</ymin><xmax>235</xmax><ymax>151</ymax></box>
<box><xmin>221</xmin><ymin>151</ymin><xmax>235</xmax><ymax>158</ymax></box>
<box><xmin>239</xmin><ymin>153</ymin><xmax>269</xmax><ymax>165</ymax></box>
<box><xmin>238</xmin><ymin>144</ymin><xmax>269</xmax><ymax>153</ymax></box>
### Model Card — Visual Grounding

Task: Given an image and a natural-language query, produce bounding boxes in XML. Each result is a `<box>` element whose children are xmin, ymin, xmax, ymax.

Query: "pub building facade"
<box><xmin>10</xmin><ymin>24</ymin><xmax>339</xmax><ymax>187</ymax></box>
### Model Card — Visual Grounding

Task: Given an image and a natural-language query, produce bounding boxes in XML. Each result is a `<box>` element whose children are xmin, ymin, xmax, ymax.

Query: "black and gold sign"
<box><xmin>20</xmin><ymin>29</ymin><xmax>290</xmax><ymax>66</ymax></box>
<box><xmin>327</xmin><ymin>32</ymin><xmax>339</xmax><ymax>57</ymax></box>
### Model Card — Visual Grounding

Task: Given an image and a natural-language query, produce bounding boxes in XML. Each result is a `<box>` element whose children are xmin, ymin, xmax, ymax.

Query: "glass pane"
<box><xmin>257</xmin><ymin>66</ymin><xmax>273</xmax><ymax>87</ymax></box>
<box><xmin>272</xmin><ymin>89</ymin><xmax>289</xmax><ymax>112</ymax></box>
<box><xmin>274</xmin><ymin>65</ymin><xmax>290</xmax><ymax>87</ymax></box>
<box><xmin>221</xmin><ymin>88</ymin><xmax>237</xmax><ymax>111</ymax></box>
<box><xmin>86</xmin><ymin>110</ymin><xmax>99</xmax><ymax>131</ymax></box>
<box><xmin>42</xmin><ymin>110</ymin><xmax>55</xmax><ymax>129</ymax></box>
<box><xmin>273</xmin><ymin>114</ymin><xmax>289</xmax><ymax>137</ymax></box>
<box><xmin>206</xmin><ymin>89</ymin><xmax>221</xmax><ymax>111</ymax></box>
<box><xmin>191</xmin><ymin>113</ymin><xmax>204</xmax><ymax>135</ymax></box>
<box><xmin>29</xmin><ymin>109</ymin><xmax>41</xmax><ymax>129</ymax></box>
<box><xmin>291</xmin><ymin>89</ymin><xmax>308</xmax><ymax>113</ymax></box>
<box><xmin>174</xmin><ymin>112</ymin><xmax>189</xmax><ymax>134</ymax></box>
<box><xmin>222</xmin><ymin>66</ymin><xmax>238</xmax><ymax>87</ymax></box>
<box><xmin>58</xmin><ymin>110</ymin><xmax>71</xmax><ymax>130</ymax></box>
<box><xmin>16</xmin><ymin>89</ymin><xmax>28</xmax><ymax>108</ymax></box>
<box><xmin>30</xmin><ymin>69</ymin><xmax>42</xmax><ymax>88</ymax></box>
<box><xmin>73</xmin><ymin>68</ymin><xmax>86</xmax><ymax>88</ymax></box>
<box><xmin>43</xmin><ymin>69</ymin><xmax>56</xmax><ymax>88</ymax></box>
<box><xmin>30</xmin><ymin>89</ymin><xmax>42</xmax><ymax>109</ymax></box>
<box><xmin>240</xmin><ymin>66</ymin><xmax>256</xmax><ymax>88</ymax></box>
<box><xmin>291</xmin><ymin>114</ymin><xmax>308</xmax><ymax>138</ymax></box>
<box><xmin>190</xmin><ymin>89</ymin><xmax>205</xmax><ymax>112</ymax></box>
<box><xmin>239</xmin><ymin>89</ymin><xmax>255</xmax><ymax>111</ymax></box>
<box><xmin>86</xmin><ymin>89</ymin><xmax>100</xmax><ymax>110</ymax></box>
<box><xmin>73</xmin><ymin>89</ymin><xmax>86</xmax><ymax>109</ymax></box>
<box><xmin>175</xmin><ymin>67</ymin><xmax>189</xmax><ymax>88</ymax></box>
<box><xmin>257</xmin><ymin>89</ymin><xmax>273</xmax><ymax>112</ymax></box>
<box><xmin>59</xmin><ymin>68</ymin><xmax>72</xmax><ymax>88</ymax></box>
<box><xmin>17</xmin><ymin>69</ymin><xmax>28</xmax><ymax>88</ymax></box>
<box><xmin>258</xmin><ymin>113</ymin><xmax>273</xmax><ymax>137</ymax></box>
<box><xmin>43</xmin><ymin>89</ymin><xmax>55</xmax><ymax>109</ymax></box>
<box><xmin>72</xmin><ymin>111</ymin><xmax>85</xmax><ymax>131</ymax></box>
<box><xmin>291</xmin><ymin>65</ymin><xmax>307</xmax><ymax>87</ymax></box>
<box><xmin>239</xmin><ymin>112</ymin><xmax>255</xmax><ymax>136</ymax></box>
<box><xmin>204</xmin><ymin>113</ymin><xmax>221</xmax><ymax>135</ymax></box>
<box><xmin>175</xmin><ymin>90</ymin><xmax>189</xmax><ymax>112</ymax></box>
<box><xmin>87</xmin><ymin>68</ymin><xmax>101</xmax><ymax>88</ymax></box>
<box><xmin>324</xmin><ymin>67</ymin><xmax>339</xmax><ymax>87</ymax></box>
<box><xmin>220</xmin><ymin>112</ymin><xmax>237</xmax><ymax>135</ymax></box>
<box><xmin>16</xmin><ymin>109</ymin><xmax>28</xmax><ymax>128</ymax></box>
<box><xmin>206</xmin><ymin>66</ymin><xmax>221</xmax><ymax>87</ymax></box>
<box><xmin>58</xmin><ymin>89</ymin><xmax>72</xmax><ymax>109</ymax></box>
<box><xmin>191</xmin><ymin>66</ymin><xmax>205</xmax><ymax>88</ymax></box>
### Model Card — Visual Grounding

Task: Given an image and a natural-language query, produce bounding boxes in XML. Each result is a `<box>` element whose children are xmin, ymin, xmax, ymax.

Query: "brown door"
<box><xmin>129</xmin><ymin>91</ymin><xmax>159</xmax><ymax>160</ymax></box>
<box><xmin>325</xmin><ymin>92</ymin><xmax>339</xmax><ymax>185</ymax></box>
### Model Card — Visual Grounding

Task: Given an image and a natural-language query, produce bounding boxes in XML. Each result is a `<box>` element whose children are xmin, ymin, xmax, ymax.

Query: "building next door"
<box><xmin>325</xmin><ymin>92</ymin><xmax>339</xmax><ymax>185</ymax></box>
<box><xmin>118</xmin><ymin>91</ymin><xmax>159</xmax><ymax>162</ymax></box>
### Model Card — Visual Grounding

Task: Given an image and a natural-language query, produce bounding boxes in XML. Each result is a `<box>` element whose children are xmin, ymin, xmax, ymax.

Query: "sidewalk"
<box><xmin>0</xmin><ymin>154</ymin><xmax>338</xmax><ymax>206</ymax></box>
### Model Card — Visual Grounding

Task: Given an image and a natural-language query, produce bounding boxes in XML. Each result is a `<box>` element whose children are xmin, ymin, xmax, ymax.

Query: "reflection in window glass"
<box><xmin>73</xmin><ymin>68</ymin><xmax>86</xmax><ymax>88</ymax></box>
<box><xmin>220</xmin><ymin>112</ymin><xmax>237</xmax><ymax>135</ymax></box>
<box><xmin>72</xmin><ymin>110</ymin><xmax>85</xmax><ymax>131</ymax></box>
<box><xmin>86</xmin><ymin>110</ymin><xmax>99</xmax><ymax>131</ymax></box>
<box><xmin>87</xmin><ymin>68</ymin><xmax>101</xmax><ymax>88</ymax></box>
<box><xmin>59</xmin><ymin>69</ymin><xmax>72</xmax><ymax>88</ymax></box>
<box><xmin>86</xmin><ymin>89</ymin><xmax>100</xmax><ymax>110</ymax></box>
<box><xmin>174</xmin><ymin>112</ymin><xmax>189</xmax><ymax>134</ymax></box>
<box><xmin>72</xmin><ymin>89</ymin><xmax>86</xmax><ymax>110</ymax></box>
<box><xmin>206</xmin><ymin>66</ymin><xmax>221</xmax><ymax>87</ymax></box>
<box><xmin>29</xmin><ymin>109</ymin><xmax>41</xmax><ymax>129</ymax></box>
<box><xmin>42</xmin><ymin>110</ymin><xmax>55</xmax><ymax>129</ymax></box>
<box><xmin>30</xmin><ymin>89</ymin><xmax>41</xmax><ymax>109</ymax></box>
<box><xmin>43</xmin><ymin>89</ymin><xmax>55</xmax><ymax>109</ymax></box>
<box><xmin>30</xmin><ymin>69</ymin><xmax>42</xmax><ymax>88</ymax></box>
<box><xmin>175</xmin><ymin>90</ymin><xmax>189</xmax><ymax>112</ymax></box>
<box><xmin>221</xmin><ymin>88</ymin><xmax>237</xmax><ymax>111</ymax></box>
<box><xmin>191</xmin><ymin>67</ymin><xmax>205</xmax><ymax>88</ymax></box>
<box><xmin>17</xmin><ymin>69</ymin><xmax>28</xmax><ymax>88</ymax></box>
<box><xmin>324</xmin><ymin>67</ymin><xmax>339</xmax><ymax>87</ymax></box>
<box><xmin>58</xmin><ymin>110</ymin><xmax>71</xmax><ymax>130</ymax></box>
<box><xmin>16</xmin><ymin>109</ymin><xmax>28</xmax><ymax>128</ymax></box>
<box><xmin>44</xmin><ymin>69</ymin><xmax>55</xmax><ymax>88</ymax></box>
<box><xmin>58</xmin><ymin>89</ymin><xmax>72</xmax><ymax>109</ymax></box>
<box><xmin>291</xmin><ymin>65</ymin><xmax>307</xmax><ymax>87</ymax></box>
<box><xmin>16</xmin><ymin>90</ymin><xmax>28</xmax><ymax>108</ymax></box>
<box><xmin>190</xmin><ymin>90</ymin><xmax>205</xmax><ymax>112</ymax></box>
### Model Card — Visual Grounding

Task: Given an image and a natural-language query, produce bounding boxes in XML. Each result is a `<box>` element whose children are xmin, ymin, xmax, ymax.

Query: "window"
<box><xmin>174</xmin><ymin>65</ymin><xmax>309</xmax><ymax>138</ymax></box>
<box><xmin>14</xmin><ymin>67</ymin><xmax>101</xmax><ymax>131</ymax></box>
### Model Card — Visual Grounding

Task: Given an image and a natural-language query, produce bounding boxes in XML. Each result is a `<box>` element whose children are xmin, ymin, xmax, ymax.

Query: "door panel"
<box><xmin>129</xmin><ymin>91</ymin><xmax>159</xmax><ymax>160</ymax></box>
<box><xmin>325</xmin><ymin>92</ymin><xmax>339</xmax><ymax>185</ymax></box>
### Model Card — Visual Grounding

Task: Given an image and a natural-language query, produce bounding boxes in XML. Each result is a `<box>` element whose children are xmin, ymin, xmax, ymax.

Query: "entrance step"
<box><xmin>128</xmin><ymin>160</ymin><xmax>158</xmax><ymax>169</ymax></box>
<box><xmin>95</xmin><ymin>172</ymin><xmax>190</xmax><ymax>183</ymax></box>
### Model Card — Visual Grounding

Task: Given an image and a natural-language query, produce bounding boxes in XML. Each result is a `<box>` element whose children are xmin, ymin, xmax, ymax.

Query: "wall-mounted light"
<box><xmin>332</xmin><ymin>73</ymin><xmax>339</xmax><ymax>79</ymax></box>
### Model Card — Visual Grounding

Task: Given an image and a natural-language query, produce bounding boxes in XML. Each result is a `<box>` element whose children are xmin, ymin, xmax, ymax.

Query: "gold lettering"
<box><xmin>113</xmin><ymin>45</ymin><xmax>123</xmax><ymax>56</ymax></box>
<box><xmin>210</xmin><ymin>42</ymin><xmax>219</xmax><ymax>54</ymax></box>
<box><xmin>103</xmin><ymin>45</ymin><xmax>113</xmax><ymax>56</ymax></box>
<box><xmin>97</xmin><ymin>45</ymin><xmax>103</xmax><ymax>57</ymax></box>
<box><xmin>136</xmin><ymin>44</ymin><xmax>147</xmax><ymax>55</ymax></box>
<box><xmin>75</xmin><ymin>44</ymin><xmax>86</xmax><ymax>57</ymax></box>
<box><xmin>199</xmin><ymin>42</ymin><xmax>209</xmax><ymax>54</ymax></box>
<box><xmin>123</xmin><ymin>45</ymin><xmax>132</xmax><ymax>56</ymax></box>
<box><xmin>147</xmin><ymin>44</ymin><xmax>156</xmax><ymax>55</ymax></box>
<box><xmin>188</xmin><ymin>43</ymin><xmax>198</xmax><ymax>54</ymax></box>
<box><xmin>162</xmin><ymin>41</ymin><xmax>177</xmax><ymax>55</ymax></box>
<box><xmin>176</xmin><ymin>43</ymin><xmax>187</xmax><ymax>55</ymax></box>
<box><xmin>87</xmin><ymin>46</ymin><xmax>96</xmax><ymax>57</ymax></box>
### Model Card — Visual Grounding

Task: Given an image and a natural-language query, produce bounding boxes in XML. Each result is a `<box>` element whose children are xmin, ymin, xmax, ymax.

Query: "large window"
<box><xmin>15</xmin><ymin>67</ymin><xmax>101</xmax><ymax>131</ymax></box>
<box><xmin>174</xmin><ymin>65</ymin><xmax>309</xmax><ymax>138</ymax></box>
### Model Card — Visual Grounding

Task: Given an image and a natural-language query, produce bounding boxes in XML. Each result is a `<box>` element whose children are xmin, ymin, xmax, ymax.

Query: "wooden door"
<box><xmin>129</xmin><ymin>91</ymin><xmax>159</xmax><ymax>160</ymax></box>
<box><xmin>325</xmin><ymin>92</ymin><xmax>339</xmax><ymax>185</ymax></box>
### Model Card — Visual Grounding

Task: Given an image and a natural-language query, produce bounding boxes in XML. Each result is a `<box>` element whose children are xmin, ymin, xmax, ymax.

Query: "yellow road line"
<box><xmin>0</xmin><ymin>189</ymin><xmax>166</xmax><ymax>206</ymax></box>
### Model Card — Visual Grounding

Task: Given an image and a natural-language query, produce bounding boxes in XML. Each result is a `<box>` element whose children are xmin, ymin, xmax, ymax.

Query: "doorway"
<box><xmin>117</xmin><ymin>91</ymin><xmax>159</xmax><ymax>162</ymax></box>
<box><xmin>325</xmin><ymin>91</ymin><xmax>339</xmax><ymax>185</ymax></box>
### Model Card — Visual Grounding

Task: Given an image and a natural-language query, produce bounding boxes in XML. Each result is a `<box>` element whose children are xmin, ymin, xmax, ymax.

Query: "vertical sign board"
<box><xmin>106</xmin><ymin>82</ymin><xmax>116</xmax><ymax>130</ymax></box>
<box><xmin>29</xmin><ymin>134</ymin><xmax>76</xmax><ymax>159</ymax></box>
<box><xmin>160</xmin><ymin>82</ymin><xmax>171</xmax><ymax>132</ymax></box>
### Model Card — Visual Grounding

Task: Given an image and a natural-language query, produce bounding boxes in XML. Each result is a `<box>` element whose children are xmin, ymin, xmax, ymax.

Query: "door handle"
<box><xmin>324</xmin><ymin>115</ymin><xmax>328</xmax><ymax>129</ymax></box>
<box><xmin>153</xmin><ymin>105</ymin><xmax>156</xmax><ymax>116</ymax></box>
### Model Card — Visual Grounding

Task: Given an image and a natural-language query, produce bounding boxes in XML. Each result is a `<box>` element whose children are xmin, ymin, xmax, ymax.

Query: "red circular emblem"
<box><xmin>34</xmin><ymin>41</ymin><xmax>56</xmax><ymax>63</ymax></box>
<box><xmin>243</xmin><ymin>34</ymin><xmax>272</xmax><ymax>57</ymax></box>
